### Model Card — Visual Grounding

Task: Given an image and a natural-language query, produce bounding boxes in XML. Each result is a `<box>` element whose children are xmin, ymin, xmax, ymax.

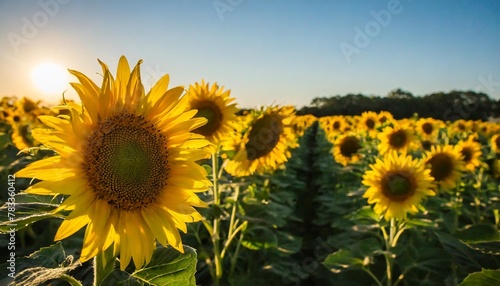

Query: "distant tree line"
<box><xmin>296</xmin><ymin>89</ymin><xmax>500</xmax><ymax>121</ymax></box>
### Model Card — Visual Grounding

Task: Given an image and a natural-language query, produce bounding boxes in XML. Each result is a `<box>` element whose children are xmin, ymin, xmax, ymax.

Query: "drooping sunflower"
<box><xmin>332</xmin><ymin>133</ymin><xmax>362</xmax><ymax>166</ymax></box>
<box><xmin>423</xmin><ymin>145</ymin><xmax>465</xmax><ymax>191</ymax></box>
<box><xmin>362</xmin><ymin>151</ymin><xmax>435</xmax><ymax>220</ymax></box>
<box><xmin>456</xmin><ymin>136</ymin><xmax>482</xmax><ymax>172</ymax></box>
<box><xmin>16</xmin><ymin>56</ymin><xmax>211</xmax><ymax>270</ymax></box>
<box><xmin>377</xmin><ymin>124</ymin><xmax>414</xmax><ymax>155</ymax></box>
<box><xmin>224</xmin><ymin>106</ymin><xmax>297</xmax><ymax>176</ymax></box>
<box><xmin>185</xmin><ymin>79</ymin><xmax>238</xmax><ymax>151</ymax></box>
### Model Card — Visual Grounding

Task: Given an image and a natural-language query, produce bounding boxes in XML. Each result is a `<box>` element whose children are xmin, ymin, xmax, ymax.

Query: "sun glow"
<box><xmin>31</xmin><ymin>62</ymin><xmax>70</xmax><ymax>98</ymax></box>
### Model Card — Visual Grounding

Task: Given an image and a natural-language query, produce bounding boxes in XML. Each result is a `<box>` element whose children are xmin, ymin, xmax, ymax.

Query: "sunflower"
<box><xmin>11</xmin><ymin>123</ymin><xmax>34</xmax><ymax>151</ymax></box>
<box><xmin>362</xmin><ymin>151</ymin><xmax>435</xmax><ymax>220</ymax></box>
<box><xmin>423</xmin><ymin>145</ymin><xmax>465</xmax><ymax>190</ymax></box>
<box><xmin>378</xmin><ymin>111</ymin><xmax>394</xmax><ymax>125</ymax></box>
<box><xmin>377</xmin><ymin>124</ymin><xmax>414</xmax><ymax>155</ymax></box>
<box><xmin>16</xmin><ymin>56</ymin><xmax>211</xmax><ymax>270</ymax></box>
<box><xmin>332</xmin><ymin>133</ymin><xmax>362</xmax><ymax>166</ymax></box>
<box><xmin>420</xmin><ymin>139</ymin><xmax>434</xmax><ymax>151</ymax></box>
<box><xmin>415</xmin><ymin>118</ymin><xmax>441</xmax><ymax>140</ymax></box>
<box><xmin>291</xmin><ymin>114</ymin><xmax>317</xmax><ymax>137</ymax></box>
<box><xmin>491</xmin><ymin>134</ymin><xmax>500</xmax><ymax>154</ymax></box>
<box><xmin>456</xmin><ymin>136</ymin><xmax>482</xmax><ymax>171</ymax></box>
<box><xmin>359</xmin><ymin>111</ymin><xmax>379</xmax><ymax>137</ymax></box>
<box><xmin>185</xmin><ymin>79</ymin><xmax>238</xmax><ymax>151</ymax></box>
<box><xmin>224</xmin><ymin>106</ymin><xmax>296</xmax><ymax>176</ymax></box>
<box><xmin>450</xmin><ymin>119</ymin><xmax>472</xmax><ymax>136</ymax></box>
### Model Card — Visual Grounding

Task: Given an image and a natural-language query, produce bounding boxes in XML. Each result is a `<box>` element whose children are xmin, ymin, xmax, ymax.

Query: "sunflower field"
<box><xmin>1</xmin><ymin>57</ymin><xmax>500</xmax><ymax>286</ymax></box>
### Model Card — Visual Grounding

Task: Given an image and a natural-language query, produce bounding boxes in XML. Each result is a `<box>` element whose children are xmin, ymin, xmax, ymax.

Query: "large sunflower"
<box><xmin>16</xmin><ymin>56</ymin><xmax>211</xmax><ymax>270</ymax></box>
<box><xmin>377</xmin><ymin>124</ymin><xmax>414</xmax><ymax>155</ymax></box>
<box><xmin>224</xmin><ymin>106</ymin><xmax>296</xmax><ymax>176</ymax></box>
<box><xmin>333</xmin><ymin>133</ymin><xmax>362</xmax><ymax>166</ymax></box>
<box><xmin>362</xmin><ymin>151</ymin><xmax>435</xmax><ymax>220</ymax></box>
<box><xmin>423</xmin><ymin>145</ymin><xmax>465</xmax><ymax>190</ymax></box>
<box><xmin>456</xmin><ymin>136</ymin><xmax>482</xmax><ymax>172</ymax></box>
<box><xmin>185</xmin><ymin>79</ymin><xmax>238</xmax><ymax>150</ymax></box>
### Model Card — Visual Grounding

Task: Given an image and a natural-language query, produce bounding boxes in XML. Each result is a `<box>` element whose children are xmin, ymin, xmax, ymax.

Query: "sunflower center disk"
<box><xmin>193</xmin><ymin>101</ymin><xmax>223</xmax><ymax>137</ymax></box>
<box><xmin>428</xmin><ymin>153</ymin><xmax>453</xmax><ymax>182</ymax></box>
<box><xmin>495</xmin><ymin>136</ymin><xmax>500</xmax><ymax>149</ymax></box>
<box><xmin>333</xmin><ymin>121</ymin><xmax>341</xmax><ymax>130</ymax></box>
<box><xmin>340</xmin><ymin>136</ymin><xmax>361</xmax><ymax>157</ymax></box>
<box><xmin>422</xmin><ymin>140</ymin><xmax>433</xmax><ymax>151</ymax></box>
<box><xmin>381</xmin><ymin>172</ymin><xmax>414</xmax><ymax>201</ymax></box>
<box><xmin>365</xmin><ymin>119</ymin><xmax>375</xmax><ymax>129</ymax></box>
<box><xmin>422</xmin><ymin>123</ymin><xmax>433</xmax><ymax>135</ymax></box>
<box><xmin>461</xmin><ymin>148</ymin><xmax>472</xmax><ymax>162</ymax></box>
<box><xmin>389</xmin><ymin>130</ymin><xmax>407</xmax><ymax>149</ymax></box>
<box><xmin>245</xmin><ymin>114</ymin><xmax>283</xmax><ymax>161</ymax></box>
<box><xmin>83</xmin><ymin>113</ymin><xmax>169</xmax><ymax>211</ymax></box>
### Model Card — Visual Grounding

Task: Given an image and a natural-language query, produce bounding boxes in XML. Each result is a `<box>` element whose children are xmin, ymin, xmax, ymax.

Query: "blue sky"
<box><xmin>1</xmin><ymin>0</ymin><xmax>499</xmax><ymax>109</ymax></box>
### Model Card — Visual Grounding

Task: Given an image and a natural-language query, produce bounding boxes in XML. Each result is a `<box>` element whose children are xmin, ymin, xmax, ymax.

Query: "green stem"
<box><xmin>227</xmin><ymin>185</ymin><xmax>240</xmax><ymax>238</ymax></box>
<box><xmin>221</xmin><ymin>221</ymin><xmax>247</xmax><ymax>259</ymax></box>
<box><xmin>94</xmin><ymin>253</ymin><xmax>103</xmax><ymax>286</ymax></box>
<box><xmin>60</xmin><ymin>274</ymin><xmax>84</xmax><ymax>286</ymax></box>
<box><xmin>385</xmin><ymin>218</ymin><xmax>396</xmax><ymax>286</ymax></box>
<box><xmin>211</xmin><ymin>152</ymin><xmax>222</xmax><ymax>285</ymax></box>
<box><xmin>362</xmin><ymin>267</ymin><xmax>383</xmax><ymax>286</ymax></box>
<box><xmin>212</xmin><ymin>153</ymin><xmax>219</xmax><ymax>205</ymax></box>
<box><xmin>229</xmin><ymin>232</ymin><xmax>244</xmax><ymax>278</ymax></box>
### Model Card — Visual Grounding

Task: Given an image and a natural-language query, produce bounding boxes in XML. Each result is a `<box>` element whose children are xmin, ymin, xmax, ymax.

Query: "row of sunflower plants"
<box><xmin>1</xmin><ymin>55</ymin><xmax>500</xmax><ymax>285</ymax></box>
<box><xmin>310</xmin><ymin>113</ymin><xmax>500</xmax><ymax>285</ymax></box>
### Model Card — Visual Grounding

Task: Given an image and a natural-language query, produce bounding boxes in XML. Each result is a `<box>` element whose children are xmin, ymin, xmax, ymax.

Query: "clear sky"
<box><xmin>1</xmin><ymin>0</ymin><xmax>499</xmax><ymax>109</ymax></box>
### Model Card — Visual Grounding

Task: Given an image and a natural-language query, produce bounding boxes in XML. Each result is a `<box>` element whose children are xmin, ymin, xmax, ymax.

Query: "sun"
<box><xmin>31</xmin><ymin>62</ymin><xmax>69</xmax><ymax>96</ymax></box>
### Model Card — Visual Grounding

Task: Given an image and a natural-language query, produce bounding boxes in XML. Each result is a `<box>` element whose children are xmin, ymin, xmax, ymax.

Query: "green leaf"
<box><xmin>457</xmin><ymin>224</ymin><xmax>500</xmax><ymax>244</ymax></box>
<box><xmin>241</xmin><ymin>225</ymin><xmax>278</xmax><ymax>250</ymax></box>
<box><xmin>456</xmin><ymin>224</ymin><xmax>500</xmax><ymax>255</ymax></box>
<box><xmin>132</xmin><ymin>245</ymin><xmax>197</xmax><ymax>286</ymax></box>
<box><xmin>405</xmin><ymin>218</ymin><xmax>437</xmax><ymax>228</ymax></box>
<box><xmin>0</xmin><ymin>193</ymin><xmax>64</xmax><ymax>233</ymax></box>
<box><xmin>0</xmin><ymin>242</ymin><xmax>82</xmax><ymax>286</ymax></box>
<box><xmin>459</xmin><ymin>269</ymin><xmax>500</xmax><ymax>286</ymax></box>
<box><xmin>322</xmin><ymin>249</ymin><xmax>365</xmax><ymax>273</ymax></box>
<box><xmin>276</xmin><ymin>231</ymin><xmax>302</xmax><ymax>254</ymax></box>
<box><xmin>100</xmin><ymin>245</ymin><xmax>198</xmax><ymax>286</ymax></box>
